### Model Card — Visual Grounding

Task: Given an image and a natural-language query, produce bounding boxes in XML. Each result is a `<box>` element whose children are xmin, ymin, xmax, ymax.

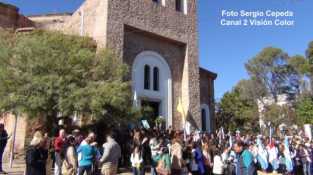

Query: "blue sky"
<box><xmin>3</xmin><ymin>0</ymin><xmax>313</xmax><ymax>99</ymax></box>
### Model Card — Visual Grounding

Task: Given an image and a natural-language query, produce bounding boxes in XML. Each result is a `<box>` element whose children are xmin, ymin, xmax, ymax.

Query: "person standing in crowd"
<box><xmin>26</xmin><ymin>131</ymin><xmax>48</xmax><ymax>175</ymax></box>
<box><xmin>133</xmin><ymin>129</ymin><xmax>142</xmax><ymax>147</ymax></box>
<box><xmin>130</xmin><ymin>146</ymin><xmax>144</xmax><ymax>175</ymax></box>
<box><xmin>141</xmin><ymin>130</ymin><xmax>151</xmax><ymax>173</ymax></box>
<box><xmin>300</xmin><ymin>143</ymin><xmax>312</xmax><ymax>175</ymax></box>
<box><xmin>202</xmin><ymin>141</ymin><xmax>213</xmax><ymax>175</ymax></box>
<box><xmin>42</xmin><ymin>132</ymin><xmax>52</xmax><ymax>175</ymax></box>
<box><xmin>0</xmin><ymin>124</ymin><xmax>9</xmax><ymax>174</ymax></box>
<box><xmin>72</xmin><ymin>129</ymin><xmax>84</xmax><ymax>148</ymax></box>
<box><xmin>192</xmin><ymin>142</ymin><xmax>206</xmax><ymax>175</ymax></box>
<box><xmin>149</xmin><ymin>134</ymin><xmax>160</xmax><ymax>175</ymax></box>
<box><xmin>54</xmin><ymin>129</ymin><xmax>67</xmax><ymax>175</ymax></box>
<box><xmin>170</xmin><ymin>132</ymin><xmax>184</xmax><ymax>175</ymax></box>
<box><xmin>61</xmin><ymin>135</ymin><xmax>77</xmax><ymax>175</ymax></box>
<box><xmin>156</xmin><ymin>146</ymin><xmax>171</xmax><ymax>175</ymax></box>
<box><xmin>77</xmin><ymin>132</ymin><xmax>97</xmax><ymax>175</ymax></box>
<box><xmin>212</xmin><ymin>148</ymin><xmax>225</xmax><ymax>175</ymax></box>
<box><xmin>310</xmin><ymin>141</ymin><xmax>313</xmax><ymax>174</ymax></box>
<box><xmin>266</xmin><ymin>138</ymin><xmax>279</xmax><ymax>172</ymax></box>
<box><xmin>233</xmin><ymin>140</ymin><xmax>256</xmax><ymax>175</ymax></box>
<box><xmin>100</xmin><ymin>130</ymin><xmax>121</xmax><ymax>175</ymax></box>
<box><xmin>91</xmin><ymin>141</ymin><xmax>102</xmax><ymax>175</ymax></box>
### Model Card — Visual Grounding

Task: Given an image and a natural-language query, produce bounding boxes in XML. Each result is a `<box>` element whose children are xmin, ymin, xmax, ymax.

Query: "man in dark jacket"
<box><xmin>26</xmin><ymin>132</ymin><xmax>48</xmax><ymax>175</ymax></box>
<box><xmin>0</xmin><ymin>123</ymin><xmax>9</xmax><ymax>174</ymax></box>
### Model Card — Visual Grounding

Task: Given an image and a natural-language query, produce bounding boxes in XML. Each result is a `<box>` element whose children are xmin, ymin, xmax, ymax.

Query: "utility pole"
<box><xmin>9</xmin><ymin>113</ymin><xmax>18</xmax><ymax>168</ymax></box>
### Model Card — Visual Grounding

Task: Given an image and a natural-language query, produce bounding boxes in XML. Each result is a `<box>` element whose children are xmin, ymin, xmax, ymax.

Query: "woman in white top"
<box><xmin>212</xmin><ymin>149</ymin><xmax>225</xmax><ymax>175</ymax></box>
<box><xmin>130</xmin><ymin>146</ymin><xmax>144</xmax><ymax>175</ymax></box>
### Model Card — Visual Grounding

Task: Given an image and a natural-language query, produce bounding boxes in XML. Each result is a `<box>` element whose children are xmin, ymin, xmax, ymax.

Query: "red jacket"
<box><xmin>54</xmin><ymin>136</ymin><xmax>65</xmax><ymax>153</ymax></box>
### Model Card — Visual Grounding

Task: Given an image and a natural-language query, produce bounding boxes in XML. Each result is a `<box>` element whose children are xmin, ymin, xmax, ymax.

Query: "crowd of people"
<box><xmin>22</xmin><ymin>125</ymin><xmax>313</xmax><ymax>175</ymax></box>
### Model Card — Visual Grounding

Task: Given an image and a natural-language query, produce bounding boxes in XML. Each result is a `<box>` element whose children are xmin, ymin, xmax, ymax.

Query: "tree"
<box><xmin>262</xmin><ymin>104</ymin><xmax>296</xmax><ymax>128</ymax></box>
<box><xmin>0</xmin><ymin>29</ymin><xmax>132</xmax><ymax>130</ymax></box>
<box><xmin>305</xmin><ymin>41</ymin><xmax>313</xmax><ymax>93</ymax></box>
<box><xmin>245</xmin><ymin>47</ymin><xmax>300</xmax><ymax>102</ymax></box>
<box><xmin>235</xmin><ymin>78</ymin><xmax>267</xmax><ymax>103</ymax></box>
<box><xmin>295</xmin><ymin>96</ymin><xmax>313</xmax><ymax>125</ymax></box>
<box><xmin>216</xmin><ymin>85</ymin><xmax>259</xmax><ymax>132</ymax></box>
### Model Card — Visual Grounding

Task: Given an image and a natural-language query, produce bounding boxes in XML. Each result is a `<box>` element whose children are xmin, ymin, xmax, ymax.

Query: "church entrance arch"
<box><xmin>132</xmin><ymin>51</ymin><xmax>172</xmax><ymax>127</ymax></box>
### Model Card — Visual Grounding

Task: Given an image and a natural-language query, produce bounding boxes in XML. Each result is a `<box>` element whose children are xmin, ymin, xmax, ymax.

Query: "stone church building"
<box><xmin>0</xmin><ymin>0</ymin><xmax>216</xmax><ymax>158</ymax></box>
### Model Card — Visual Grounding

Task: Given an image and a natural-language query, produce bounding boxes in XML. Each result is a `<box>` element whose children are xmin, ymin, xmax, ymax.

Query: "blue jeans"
<box><xmin>303</xmin><ymin>161</ymin><xmax>312</xmax><ymax>175</ymax></box>
<box><xmin>150</xmin><ymin>167</ymin><xmax>157</xmax><ymax>175</ymax></box>
<box><xmin>132</xmin><ymin>167</ymin><xmax>145</xmax><ymax>175</ymax></box>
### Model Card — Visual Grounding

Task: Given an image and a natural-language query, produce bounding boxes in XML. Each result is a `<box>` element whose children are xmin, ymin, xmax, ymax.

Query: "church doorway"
<box><xmin>141</xmin><ymin>100</ymin><xmax>160</xmax><ymax>127</ymax></box>
<box><xmin>141</xmin><ymin>100</ymin><xmax>160</xmax><ymax>119</ymax></box>
<box><xmin>132</xmin><ymin>51</ymin><xmax>172</xmax><ymax>128</ymax></box>
<box><xmin>201</xmin><ymin>104</ymin><xmax>211</xmax><ymax>132</ymax></box>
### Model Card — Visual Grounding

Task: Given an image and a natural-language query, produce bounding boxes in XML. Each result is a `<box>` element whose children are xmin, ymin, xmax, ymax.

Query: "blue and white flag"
<box><xmin>284</xmin><ymin>136</ymin><xmax>293</xmax><ymax>172</ymax></box>
<box><xmin>141</xmin><ymin>120</ymin><xmax>150</xmax><ymax>129</ymax></box>
<box><xmin>256</xmin><ymin>137</ymin><xmax>269</xmax><ymax>170</ymax></box>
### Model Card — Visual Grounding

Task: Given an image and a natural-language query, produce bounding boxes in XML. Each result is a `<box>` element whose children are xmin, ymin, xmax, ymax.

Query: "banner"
<box><xmin>141</xmin><ymin>120</ymin><xmax>150</xmax><ymax>129</ymax></box>
<box><xmin>304</xmin><ymin>124</ymin><xmax>312</xmax><ymax>140</ymax></box>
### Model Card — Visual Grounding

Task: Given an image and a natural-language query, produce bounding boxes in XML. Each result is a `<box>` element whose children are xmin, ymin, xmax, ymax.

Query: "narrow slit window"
<box><xmin>153</xmin><ymin>67</ymin><xmax>159</xmax><ymax>91</ymax></box>
<box><xmin>201</xmin><ymin>109</ymin><xmax>206</xmax><ymax>131</ymax></box>
<box><xmin>176</xmin><ymin>0</ymin><xmax>182</xmax><ymax>12</ymax></box>
<box><xmin>176</xmin><ymin>0</ymin><xmax>187</xmax><ymax>14</ymax></box>
<box><xmin>144</xmin><ymin>65</ymin><xmax>150</xmax><ymax>90</ymax></box>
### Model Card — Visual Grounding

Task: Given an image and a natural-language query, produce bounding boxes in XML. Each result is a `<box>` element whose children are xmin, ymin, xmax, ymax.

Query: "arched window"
<box><xmin>144</xmin><ymin>65</ymin><xmax>150</xmax><ymax>90</ymax></box>
<box><xmin>153</xmin><ymin>67</ymin><xmax>159</xmax><ymax>91</ymax></box>
<box><xmin>132</xmin><ymin>51</ymin><xmax>173</xmax><ymax>128</ymax></box>
<box><xmin>201</xmin><ymin>108</ymin><xmax>206</xmax><ymax>131</ymax></box>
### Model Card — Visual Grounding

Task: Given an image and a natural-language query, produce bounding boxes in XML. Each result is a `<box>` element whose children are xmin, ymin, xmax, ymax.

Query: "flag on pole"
<box><xmin>269</xmin><ymin>126</ymin><xmax>273</xmax><ymax>145</ymax></box>
<box><xmin>133</xmin><ymin>90</ymin><xmax>138</xmax><ymax>106</ymax></box>
<box><xmin>228</xmin><ymin>131</ymin><xmax>233</xmax><ymax>147</ymax></box>
<box><xmin>284</xmin><ymin>136</ymin><xmax>293</xmax><ymax>172</ymax></box>
<box><xmin>177</xmin><ymin>98</ymin><xmax>185</xmax><ymax>120</ymax></box>
<box><xmin>256</xmin><ymin>137</ymin><xmax>269</xmax><ymax>170</ymax></box>
<box><xmin>177</xmin><ymin>98</ymin><xmax>186</xmax><ymax>140</ymax></box>
<box><xmin>221</xmin><ymin>127</ymin><xmax>225</xmax><ymax>139</ymax></box>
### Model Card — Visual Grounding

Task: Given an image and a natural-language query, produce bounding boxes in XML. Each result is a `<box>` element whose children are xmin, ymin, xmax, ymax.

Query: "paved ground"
<box><xmin>2</xmin><ymin>159</ymin><xmax>143</xmax><ymax>175</ymax></box>
<box><xmin>3</xmin><ymin>159</ymin><xmax>25</xmax><ymax>175</ymax></box>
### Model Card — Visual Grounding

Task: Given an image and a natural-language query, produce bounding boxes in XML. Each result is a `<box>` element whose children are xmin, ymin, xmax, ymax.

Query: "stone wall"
<box><xmin>60</xmin><ymin>0</ymin><xmax>109</xmax><ymax>48</ymax></box>
<box><xmin>105</xmin><ymin>0</ymin><xmax>201</xmax><ymax>129</ymax></box>
<box><xmin>28</xmin><ymin>13</ymin><xmax>71</xmax><ymax>31</ymax></box>
<box><xmin>123</xmin><ymin>26</ymin><xmax>186</xmax><ymax>129</ymax></box>
<box><xmin>199</xmin><ymin>68</ymin><xmax>217</xmax><ymax>131</ymax></box>
<box><xmin>0</xmin><ymin>2</ymin><xmax>33</xmax><ymax>29</ymax></box>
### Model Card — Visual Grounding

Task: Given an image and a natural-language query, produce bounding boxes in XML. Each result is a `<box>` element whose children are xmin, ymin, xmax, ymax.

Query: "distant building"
<box><xmin>257</xmin><ymin>94</ymin><xmax>292</xmax><ymax>128</ymax></box>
